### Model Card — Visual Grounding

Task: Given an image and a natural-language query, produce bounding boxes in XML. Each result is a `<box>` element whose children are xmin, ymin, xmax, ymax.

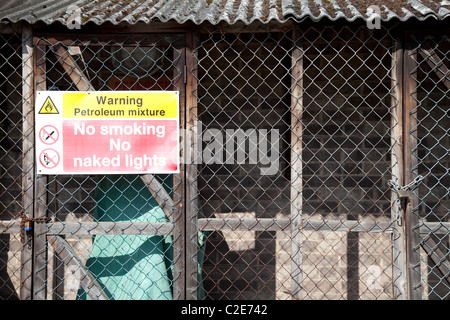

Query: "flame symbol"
<box><xmin>45</xmin><ymin>101</ymin><xmax>53</xmax><ymax>112</ymax></box>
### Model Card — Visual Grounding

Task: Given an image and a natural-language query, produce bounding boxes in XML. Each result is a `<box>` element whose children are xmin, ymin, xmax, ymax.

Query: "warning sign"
<box><xmin>39</xmin><ymin>149</ymin><xmax>60</xmax><ymax>169</ymax></box>
<box><xmin>38</xmin><ymin>96</ymin><xmax>59</xmax><ymax>114</ymax></box>
<box><xmin>62</xmin><ymin>92</ymin><xmax>177</xmax><ymax>118</ymax></box>
<box><xmin>39</xmin><ymin>125</ymin><xmax>59</xmax><ymax>145</ymax></box>
<box><xmin>35</xmin><ymin>91</ymin><xmax>179</xmax><ymax>175</ymax></box>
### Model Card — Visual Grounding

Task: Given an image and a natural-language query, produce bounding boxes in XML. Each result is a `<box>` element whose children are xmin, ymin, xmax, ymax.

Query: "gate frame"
<box><xmin>403</xmin><ymin>28</ymin><xmax>450</xmax><ymax>300</ymax></box>
<box><xmin>20</xmin><ymin>24</ymin><xmax>192</xmax><ymax>300</ymax></box>
<box><xmin>1</xmin><ymin>20</ymin><xmax>446</xmax><ymax>300</ymax></box>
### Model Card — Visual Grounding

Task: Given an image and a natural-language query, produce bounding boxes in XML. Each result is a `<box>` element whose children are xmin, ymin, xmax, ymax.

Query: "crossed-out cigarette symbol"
<box><xmin>39</xmin><ymin>125</ymin><xmax>59</xmax><ymax>145</ymax></box>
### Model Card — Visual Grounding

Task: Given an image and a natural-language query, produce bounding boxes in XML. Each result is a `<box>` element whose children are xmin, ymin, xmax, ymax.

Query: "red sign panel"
<box><xmin>63</xmin><ymin>119</ymin><xmax>179</xmax><ymax>173</ymax></box>
<box><xmin>35</xmin><ymin>91</ymin><xmax>179</xmax><ymax>175</ymax></box>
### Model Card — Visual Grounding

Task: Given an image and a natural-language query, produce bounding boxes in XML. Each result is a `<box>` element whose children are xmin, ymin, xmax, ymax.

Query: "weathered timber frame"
<box><xmin>403</xmin><ymin>29</ymin><xmax>450</xmax><ymax>300</ymax></box>
<box><xmin>0</xmin><ymin>20</ymin><xmax>448</xmax><ymax>300</ymax></box>
<box><xmin>27</xmin><ymin>28</ymin><xmax>191</xmax><ymax>300</ymax></box>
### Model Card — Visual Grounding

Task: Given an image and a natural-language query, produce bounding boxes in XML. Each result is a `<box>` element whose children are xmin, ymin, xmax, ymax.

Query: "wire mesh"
<box><xmin>5</xmin><ymin>33</ymin><xmax>184</xmax><ymax>300</ymax></box>
<box><xmin>0</xmin><ymin>31</ymin><xmax>24</xmax><ymax>300</ymax></box>
<box><xmin>0</xmin><ymin>23</ymin><xmax>448</xmax><ymax>301</ymax></box>
<box><xmin>192</xmin><ymin>24</ymin><xmax>401</xmax><ymax>300</ymax></box>
<box><xmin>408</xmin><ymin>33</ymin><xmax>450</xmax><ymax>300</ymax></box>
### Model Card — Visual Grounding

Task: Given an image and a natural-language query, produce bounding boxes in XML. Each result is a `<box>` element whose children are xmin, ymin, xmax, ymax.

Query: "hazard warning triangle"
<box><xmin>39</xmin><ymin>96</ymin><xmax>59</xmax><ymax>114</ymax></box>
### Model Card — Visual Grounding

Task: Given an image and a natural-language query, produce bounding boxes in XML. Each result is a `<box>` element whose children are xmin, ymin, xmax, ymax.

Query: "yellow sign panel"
<box><xmin>62</xmin><ymin>91</ymin><xmax>178</xmax><ymax>118</ymax></box>
<box><xmin>39</xmin><ymin>96</ymin><xmax>59</xmax><ymax>114</ymax></box>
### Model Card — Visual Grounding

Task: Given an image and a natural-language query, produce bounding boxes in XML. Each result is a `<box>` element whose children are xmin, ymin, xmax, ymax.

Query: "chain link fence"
<box><xmin>0</xmin><ymin>22</ymin><xmax>448</xmax><ymax>300</ymax></box>
<box><xmin>1</xmin><ymin>31</ymin><xmax>186</xmax><ymax>300</ymax></box>
<box><xmin>0</xmin><ymin>30</ymin><xmax>24</xmax><ymax>300</ymax></box>
<box><xmin>37</xmin><ymin>34</ymin><xmax>186</xmax><ymax>300</ymax></box>
<box><xmin>408</xmin><ymin>32</ymin><xmax>450</xmax><ymax>300</ymax></box>
<box><xmin>192</xmin><ymin>24</ymin><xmax>401</xmax><ymax>300</ymax></box>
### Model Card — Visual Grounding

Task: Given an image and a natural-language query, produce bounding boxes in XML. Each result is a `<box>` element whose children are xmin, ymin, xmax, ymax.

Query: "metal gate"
<box><xmin>0</xmin><ymin>23</ymin><xmax>449</xmax><ymax>300</ymax></box>
<box><xmin>189</xmin><ymin>24</ymin><xmax>403</xmax><ymax>300</ymax></box>
<box><xmin>405</xmin><ymin>31</ymin><xmax>450</xmax><ymax>300</ymax></box>
<box><xmin>1</xmin><ymin>29</ymin><xmax>187</xmax><ymax>300</ymax></box>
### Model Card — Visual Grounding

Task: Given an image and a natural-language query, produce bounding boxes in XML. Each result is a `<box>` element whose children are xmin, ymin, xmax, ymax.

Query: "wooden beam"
<box><xmin>419</xmin><ymin>222</ymin><xmax>450</xmax><ymax>235</ymax></box>
<box><xmin>4</xmin><ymin>217</ymin><xmax>395</xmax><ymax>234</ymax></box>
<box><xmin>48</xmin><ymin>236</ymin><xmax>109</xmax><ymax>300</ymax></box>
<box><xmin>0</xmin><ymin>24</ymin><xmax>21</xmax><ymax>34</ymax></box>
<box><xmin>46</xmin><ymin>221</ymin><xmax>174</xmax><ymax>236</ymax></box>
<box><xmin>197</xmin><ymin>218</ymin><xmax>393</xmax><ymax>233</ymax></box>
<box><xmin>171</xmin><ymin>43</ymin><xmax>186</xmax><ymax>300</ymax></box>
<box><xmin>185</xmin><ymin>31</ymin><xmax>199</xmax><ymax>300</ymax></box>
<box><xmin>300</xmin><ymin>219</ymin><xmax>393</xmax><ymax>233</ymax></box>
<box><xmin>200</xmin><ymin>20</ymin><xmax>294</xmax><ymax>34</ymax></box>
<box><xmin>420</xmin><ymin>235</ymin><xmax>450</xmax><ymax>287</ymax></box>
<box><xmin>32</xmin><ymin>37</ymin><xmax>49</xmax><ymax>300</ymax></box>
<box><xmin>390</xmin><ymin>36</ymin><xmax>408</xmax><ymax>300</ymax></box>
<box><xmin>140</xmin><ymin>175</ymin><xmax>175</xmax><ymax>222</ymax></box>
<box><xmin>34</xmin><ymin>23</ymin><xmax>193</xmax><ymax>38</ymax></box>
<box><xmin>403</xmin><ymin>34</ymin><xmax>423</xmax><ymax>300</ymax></box>
<box><xmin>34</xmin><ymin>41</ymin><xmax>47</xmax><ymax>91</ymax></box>
<box><xmin>418</xmin><ymin>42</ymin><xmax>450</xmax><ymax>90</ymax></box>
<box><xmin>20</xmin><ymin>24</ymin><xmax>34</xmax><ymax>300</ymax></box>
<box><xmin>52</xmin><ymin>45</ymin><xmax>94</xmax><ymax>91</ymax></box>
<box><xmin>290</xmin><ymin>28</ymin><xmax>303</xmax><ymax>300</ymax></box>
<box><xmin>199</xmin><ymin>218</ymin><xmax>289</xmax><ymax>231</ymax></box>
<box><xmin>0</xmin><ymin>220</ymin><xmax>21</xmax><ymax>234</ymax></box>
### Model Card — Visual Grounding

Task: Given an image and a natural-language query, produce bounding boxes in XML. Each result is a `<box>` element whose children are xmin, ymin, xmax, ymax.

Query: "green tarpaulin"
<box><xmin>77</xmin><ymin>174</ymin><xmax>206</xmax><ymax>300</ymax></box>
<box><xmin>77</xmin><ymin>175</ymin><xmax>174</xmax><ymax>300</ymax></box>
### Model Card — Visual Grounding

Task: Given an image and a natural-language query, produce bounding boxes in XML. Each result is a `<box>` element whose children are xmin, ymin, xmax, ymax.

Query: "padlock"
<box><xmin>23</xmin><ymin>221</ymin><xmax>32</xmax><ymax>231</ymax></box>
<box><xmin>397</xmin><ymin>189</ymin><xmax>409</xmax><ymax>199</ymax></box>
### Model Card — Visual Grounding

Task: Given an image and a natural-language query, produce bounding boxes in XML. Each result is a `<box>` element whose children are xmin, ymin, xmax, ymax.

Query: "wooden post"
<box><xmin>290</xmin><ymin>28</ymin><xmax>303</xmax><ymax>300</ymax></box>
<box><xmin>32</xmin><ymin>39</ymin><xmax>48</xmax><ymax>300</ymax></box>
<box><xmin>20</xmin><ymin>24</ymin><xmax>34</xmax><ymax>300</ymax></box>
<box><xmin>172</xmin><ymin>43</ymin><xmax>186</xmax><ymax>300</ymax></box>
<box><xmin>403</xmin><ymin>34</ymin><xmax>423</xmax><ymax>300</ymax></box>
<box><xmin>185</xmin><ymin>32</ymin><xmax>199</xmax><ymax>300</ymax></box>
<box><xmin>50</xmin><ymin>44</ymin><xmax>93</xmax><ymax>299</ymax></box>
<box><xmin>390</xmin><ymin>36</ymin><xmax>408</xmax><ymax>300</ymax></box>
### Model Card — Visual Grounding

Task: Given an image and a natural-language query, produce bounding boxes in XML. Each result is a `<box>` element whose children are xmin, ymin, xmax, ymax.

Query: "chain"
<box><xmin>389</xmin><ymin>175</ymin><xmax>424</xmax><ymax>193</ymax></box>
<box><xmin>18</xmin><ymin>209</ymin><xmax>51</xmax><ymax>245</ymax></box>
<box><xmin>388</xmin><ymin>175</ymin><xmax>424</xmax><ymax>226</ymax></box>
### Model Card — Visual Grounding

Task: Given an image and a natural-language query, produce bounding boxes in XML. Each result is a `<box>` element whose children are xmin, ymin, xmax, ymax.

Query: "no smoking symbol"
<box><xmin>39</xmin><ymin>125</ymin><xmax>59</xmax><ymax>145</ymax></box>
<box><xmin>39</xmin><ymin>149</ymin><xmax>60</xmax><ymax>169</ymax></box>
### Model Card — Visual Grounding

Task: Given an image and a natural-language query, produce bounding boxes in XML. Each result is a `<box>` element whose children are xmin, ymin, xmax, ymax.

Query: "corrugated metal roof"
<box><xmin>1</xmin><ymin>0</ymin><xmax>449</xmax><ymax>26</ymax></box>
